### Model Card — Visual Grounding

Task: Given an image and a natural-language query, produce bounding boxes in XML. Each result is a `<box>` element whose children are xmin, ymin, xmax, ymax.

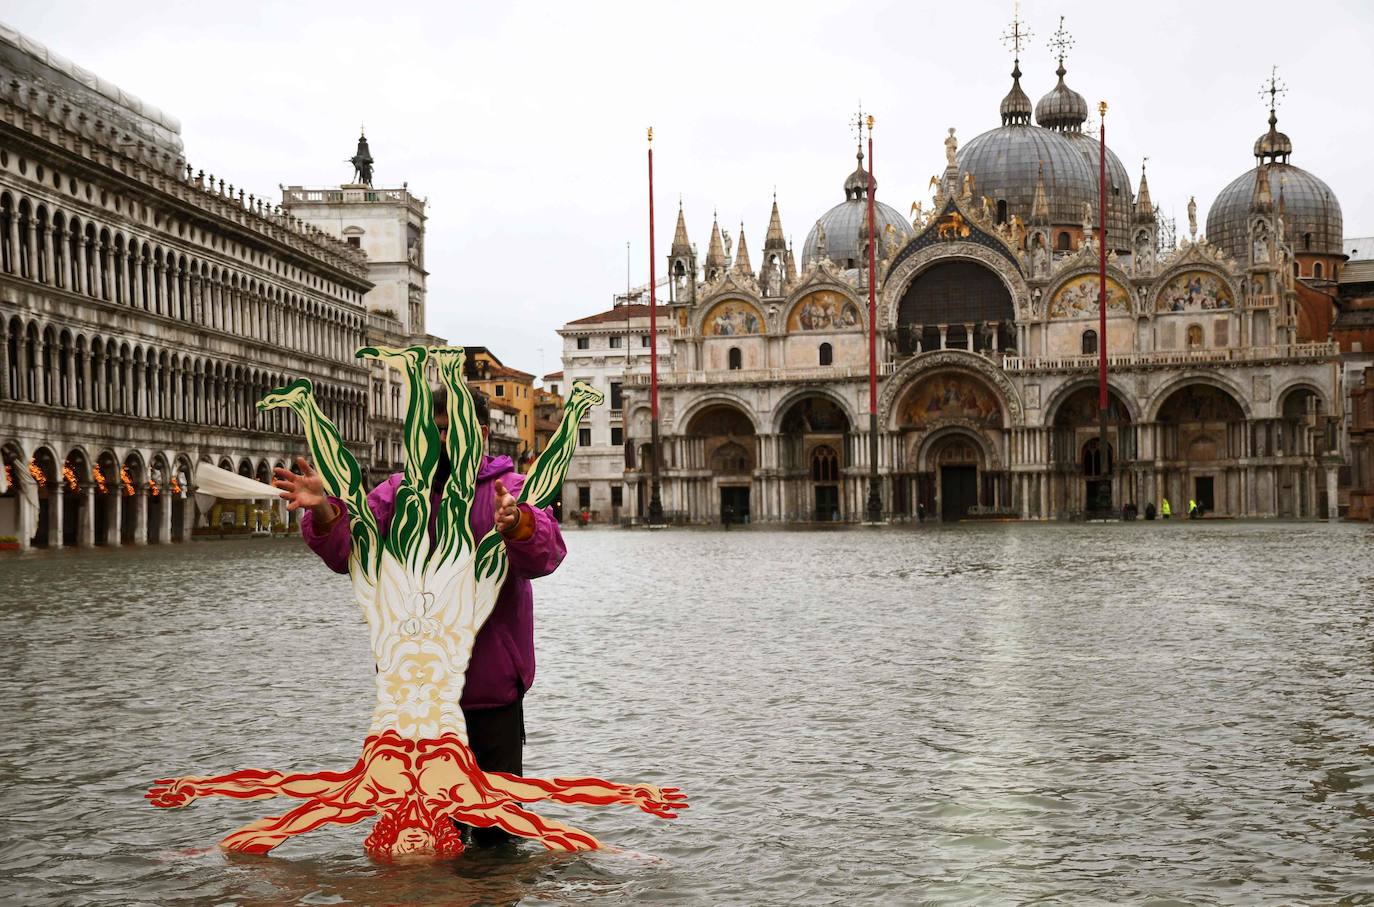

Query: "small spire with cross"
<box><xmin>1260</xmin><ymin>65</ymin><xmax>1287</xmax><ymax>118</ymax></box>
<box><xmin>1000</xmin><ymin>0</ymin><xmax>1032</xmax><ymax>61</ymax></box>
<box><xmin>1048</xmin><ymin>15</ymin><xmax>1074</xmax><ymax>68</ymax></box>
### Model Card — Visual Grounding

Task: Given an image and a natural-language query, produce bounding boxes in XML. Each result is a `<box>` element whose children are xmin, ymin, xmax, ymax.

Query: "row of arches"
<box><xmin>0</xmin><ymin>190</ymin><xmax>363</xmax><ymax>361</ymax></box>
<box><xmin>1</xmin><ymin>441</ymin><xmax>303</xmax><ymax>549</ymax></box>
<box><xmin>4</xmin><ymin>316</ymin><xmax>366</xmax><ymax>441</ymax></box>
<box><xmin>625</xmin><ymin>369</ymin><xmax>1335</xmax><ymax>522</ymax></box>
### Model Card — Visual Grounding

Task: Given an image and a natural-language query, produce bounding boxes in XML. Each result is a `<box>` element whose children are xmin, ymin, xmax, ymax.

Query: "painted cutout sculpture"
<box><xmin>147</xmin><ymin>346</ymin><xmax>686</xmax><ymax>857</ymax></box>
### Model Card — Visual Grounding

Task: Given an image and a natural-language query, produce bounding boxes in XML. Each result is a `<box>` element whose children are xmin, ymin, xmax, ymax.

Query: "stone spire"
<box><xmin>704</xmin><ymin>212</ymin><xmax>728</xmax><ymax>275</ymax></box>
<box><xmin>732</xmin><ymin>223</ymin><xmax>752</xmax><ymax>274</ymax></box>
<box><xmin>1252</xmin><ymin>163</ymin><xmax>1273</xmax><ymax>214</ymax></box>
<box><xmin>763</xmin><ymin>194</ymin><xmax>786</xmax><ymax>252</ymax></box>
<box><xmin>1135</xmin><ymin>161</ymin><xmax>1156</xmax><ymax>223</ymax></box>
<box><xmin>1030</xmin><ymin>161</ymin><xmax>1050</xmax><ymax>225</ymax></box>
<box><xmin>785</xmin><ymin>240</ymin><xmax>798</xmax><ymax>281</ymax></box>
<box><xmin>671</xmin><ymin>200</ymin><xmax>692</xmax><ymax>257</ymax></box>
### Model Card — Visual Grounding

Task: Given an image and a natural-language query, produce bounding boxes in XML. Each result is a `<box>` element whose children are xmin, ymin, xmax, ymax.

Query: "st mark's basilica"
<box><xmin>617</xmin><ymin>32</ymin><xmax>1350</xmax><ymax>523</ymax></box>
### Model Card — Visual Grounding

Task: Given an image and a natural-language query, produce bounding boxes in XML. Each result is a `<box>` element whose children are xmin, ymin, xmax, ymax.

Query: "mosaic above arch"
<box><xmin>788</xmin><ymin>290</ymin><xmax>861</xmax><ymax>332</ymax></box>
<box><xmin>1049</xmin><ymin>274</ymin><xmax>1131</xmax><ymax>319</ymax></box>
<box><xmin>898</xmin><ymin>372</ymin><xmax>1003</xmax><ymax>430</ymax></box>
<box><xmin>1156</xmin><ymin>270</ymin><xmax>1234</xmax><ymax>313</ymax></box>
<box><xmin>703</xmin><ymin>299</ymin><xmax>764</xmax><ymax>336</ymax></box>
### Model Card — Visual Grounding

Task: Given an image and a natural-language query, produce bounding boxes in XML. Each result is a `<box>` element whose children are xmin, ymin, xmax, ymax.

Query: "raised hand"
<box><xmin>626</xmin><ymin>785</ymin><xmax>689</xmax><ymax>819</ymax></box>
<box><xmin>272</xmin><ymin>457</ymin><xmax>327</xmax><ymax>513</ymax></box>
<box><xmin>494</xmin><ymin>479</ymin><xmax>520</xmax><ymax>536</ymax></box>
<box><xmin>146</xmin><ymin>777</ymin><xmax>199</xmax><ymax>809</ymax></box>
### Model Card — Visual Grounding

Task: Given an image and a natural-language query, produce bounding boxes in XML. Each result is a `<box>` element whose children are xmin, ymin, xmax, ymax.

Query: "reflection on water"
<box><xmin>1</xmin><ymin>522</ymin><xmax>1372</xmax><ymax>905</ymax></box>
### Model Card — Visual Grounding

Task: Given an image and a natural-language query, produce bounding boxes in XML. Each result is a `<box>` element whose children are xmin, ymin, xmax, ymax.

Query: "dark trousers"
<box><xmin>457</xmin><ymin>698</ymin><xmax>525</xmax><ymax>847</ymax></box>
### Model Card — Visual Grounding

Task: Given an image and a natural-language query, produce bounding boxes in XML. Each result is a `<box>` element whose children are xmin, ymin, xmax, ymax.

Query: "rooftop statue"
<box><xmin>147</xmin><ymin>346</ymin><xmax>686</xmax><ymax>857</ymax></box>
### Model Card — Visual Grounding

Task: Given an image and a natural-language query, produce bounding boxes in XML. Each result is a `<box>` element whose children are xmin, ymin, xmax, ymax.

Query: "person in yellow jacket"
<box><xmin>1160</xmin><ymin>497</ymin><xmax>1172</xmax><ymax>519</ymax></box>
<box><xmin>1188</xmin><ymin>498</ymin><xmax>1199</xmax><ymax>519</ymax></box>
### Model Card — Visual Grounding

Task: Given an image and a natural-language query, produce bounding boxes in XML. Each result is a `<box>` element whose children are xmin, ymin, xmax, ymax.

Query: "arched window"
<box><xmin>1186</xmin><ymin>324</ymin><xmax>1204</xmax><ymax>348</ymax></box>
<box><xmin>1056</xmin><ymin>231</ymin><xmax>1072</xmax><ymax>251</ymax></box>
<box><xmin>1081</xmin><ymin>329</ymin><xmax>1098</xmax><ymax>355</ymax></box>
<box><xmin>1303</xmin><ymin>232</ymin><xmax>1312</xmax><ymax>250</ymax></box>
<box><xmin>728</xmin><ymin>347</ymin><xmax>742</xmax><ymax>370</ymax></box>
<box><xmin>811</xmin><ymin>445</ymin><xmax>839</xmax><ymax>482</ymax></box>
<box><xmin>819</xmin><ymin>342</ymin><xmax>833</xmax><ymax>366</ymax></box>
<box><xmin>1313</xmin><ymin>262</ymin><xmax>1323</xmax><ymax>280</ymax></box>
<box><xmin>996</xmin><ymin>199</ymin><xmax>1008</xmax><ymax>224</ymax></box>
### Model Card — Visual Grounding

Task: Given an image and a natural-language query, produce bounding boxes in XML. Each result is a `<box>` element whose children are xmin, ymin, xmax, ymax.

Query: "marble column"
<box><xmin>133</xmin><ymin>489</ymin><xmax>148</xmax><ymax>545</ymax></box>
<box><xmin>79</xmin><ymin>485</ymin><xmax>95</xmax><ymax>548</ymax></box>
<box><xmin>159</xmin><ymin>489</ymin><xmax>173</xmax><ymax>543</ymax></box>
<box><xmin>46</xmin><ymin>486</ymin><xmax>63</xmax><ymax>548</ymax></box>
<box><xmin>1327</xmin><ymin>465</ymin><xmax>1339</xmax><ymax>523</ymax></box>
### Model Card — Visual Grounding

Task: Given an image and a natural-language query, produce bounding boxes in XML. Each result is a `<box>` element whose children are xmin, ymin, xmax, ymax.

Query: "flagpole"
<box><xmin>647</xmin><ymin>127</ymin><xmax>665</xmax><ymax>526</ymax></box>
<box><xmin>865</xmin><ymin>114</ymin><xmax>882</xmax><ymax>524</ymax></box>
<box><xmin>1096</xmin><ymin>101</ymin><xmax>1110</xmax><ymax>516</ymax></box>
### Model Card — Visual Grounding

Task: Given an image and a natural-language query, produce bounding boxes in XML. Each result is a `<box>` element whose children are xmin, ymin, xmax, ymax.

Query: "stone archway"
<box><xmin>1155</xmin><ymin>382</ymin><xmax>1247</xmax><ymax>517</ymax></box>
<box><xmin>891</xmin><ymin>365</ymin><xmax>1010</xmax><ymax>520</ymax></box>
<box><xmin>29</xmin><ymin>446</ymin><xmax>59</xmax><ymax>549</ymax></box>
<box><xmin>777</xmin><ymin>393</ymin><xmax>854</xmax><ymax>521</ymax></box>
<box><xmin>1047</xmin><ymin>384</ymin><xmax>1138</xmax><ymax>517</ymax></box>
<box><xmin>685</xmin><ymin>402</ymin><xmax>757</xmax><ymax>524</ymax></box>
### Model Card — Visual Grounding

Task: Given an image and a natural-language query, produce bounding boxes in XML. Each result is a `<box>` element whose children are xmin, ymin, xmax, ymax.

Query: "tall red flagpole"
<box><xmin>864</xmin><ymin>114</ymin><xmax>882</xmax><ymax>523</ymax></box>
<box><xmin>647</xmin><ymin>127</ymin><xmax>664</xmax><ymax>525</ymax></box>
<box><xmin>1096</xmin><ymin>101</ymin><xmax>1110</xmax><ymax>515</ymax></box>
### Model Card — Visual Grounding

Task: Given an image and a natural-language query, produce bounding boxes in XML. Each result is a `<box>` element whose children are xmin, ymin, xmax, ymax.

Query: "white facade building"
<box><xmin>557</xmin><ymin>295</ymin><xmax>673</xmax><ymax>522</ymax></box>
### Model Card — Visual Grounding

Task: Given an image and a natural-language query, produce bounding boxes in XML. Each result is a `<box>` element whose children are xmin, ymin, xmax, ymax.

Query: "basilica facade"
<box><xmin>0</xmin><ymin>26</ymin><xmax>373</xmax><ymax>549</ymax></box>
<box><xmin>621</xmin><ymin>53</ymin><xmax>1346</xmax><ymax>523</ymax></box>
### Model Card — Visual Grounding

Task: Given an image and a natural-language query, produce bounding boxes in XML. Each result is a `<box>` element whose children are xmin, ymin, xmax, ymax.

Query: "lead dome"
<box><xmin>803</xmin><ymin>148</ymin><xmax>912</xmax><ymax>268</ymax></box>
<box><xmin>1206</xmin><ymin>109</ymin><xmax>1343</xmax><ymax>262</ymax></box>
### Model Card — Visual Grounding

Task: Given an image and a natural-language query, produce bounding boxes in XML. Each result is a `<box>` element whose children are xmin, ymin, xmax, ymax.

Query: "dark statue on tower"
<box><xmin>349</xmin><ymin>129</ymin><xmax>374</xmax><ymax>186</ymax></box>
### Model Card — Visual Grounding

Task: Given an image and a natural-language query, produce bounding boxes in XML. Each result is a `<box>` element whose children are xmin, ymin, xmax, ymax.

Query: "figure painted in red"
<box><xmin>147</xmin><ymin>731</ymin><xmax>686</xmax><ymax>857</ymax></box>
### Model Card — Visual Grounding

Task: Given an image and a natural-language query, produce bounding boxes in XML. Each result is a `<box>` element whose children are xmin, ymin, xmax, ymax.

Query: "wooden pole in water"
<box><xmin>647</xmin><ymin>127</ymin><xmax>664</xmax><ymax>525</ymax></box>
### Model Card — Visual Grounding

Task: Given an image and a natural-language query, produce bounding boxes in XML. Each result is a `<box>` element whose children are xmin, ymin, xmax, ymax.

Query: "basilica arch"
<box><xmin>775</xmin><ymin>391</ymin><xmax>854</xmax><ymax>521</ymax></box>
<box><xmin>887</xmin><ymin>357</ymin><xmax>1012</xmax><ymax>521</ymax></box>
<box><xmin>884</xmin><ymin>240</ymin><xmax>1027</xmax><ymax>336</ymax></box>
<box><xmin>677</xmin><ymin>399</ymin><xmax>759</xmax><ymax>524</ymax></box>
<box><xmin>1045</xmin><ymin>382</ymin><xmax>1139</xmax><ymax>516</ymax></box>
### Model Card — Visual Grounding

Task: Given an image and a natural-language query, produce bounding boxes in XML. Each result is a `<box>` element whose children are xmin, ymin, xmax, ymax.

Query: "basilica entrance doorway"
<box><xmin>1195</xmin><ymin>476</ymin><xmax>1215</xmax><ymax>514</ymax></box>
<box><xmin>814</xmin><ymin>485</ymin><xmax>839</xmax><ymax>522</ymax></box>
<box><xmin>940</xmin><ymin>466</ymin><xmax>978</xmax><ymax>522</ymax></box>
<box><xmin>720</xmin><ymin>486</ymin><xmax>750</xmax><ymax>525</ymax></box>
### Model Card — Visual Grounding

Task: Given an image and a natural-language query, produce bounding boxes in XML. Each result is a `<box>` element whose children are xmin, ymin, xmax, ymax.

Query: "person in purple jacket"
<box><xmin>271</xmin><ymin>387</ymin><xmax>566</xmax><ymax>847</ymax></box>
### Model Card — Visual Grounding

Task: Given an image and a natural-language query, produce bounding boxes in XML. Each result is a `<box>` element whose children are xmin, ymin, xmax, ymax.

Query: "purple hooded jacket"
<box><xmin>299</xmin><ymin>455</ymin><xmax>566</xmax><ymax>710</ymax></box>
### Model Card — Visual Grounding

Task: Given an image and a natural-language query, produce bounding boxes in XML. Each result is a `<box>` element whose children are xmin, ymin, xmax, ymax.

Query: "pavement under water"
<box><xmin>1</xmin><ymin>521</ymin><xmax>1372</xmax><ymax>905</ymax></box>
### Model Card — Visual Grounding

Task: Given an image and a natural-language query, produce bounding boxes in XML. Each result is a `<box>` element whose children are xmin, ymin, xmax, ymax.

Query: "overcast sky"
<box><xmin>7</xmin><ymin>0</ymin><xmax>1372</xmax><ymax>378</ymax></box>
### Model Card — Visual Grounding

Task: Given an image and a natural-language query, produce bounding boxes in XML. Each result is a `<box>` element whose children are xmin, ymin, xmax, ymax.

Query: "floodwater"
<box><xmin>1</xmin><ymin>522</ymin><xmax>1372</xmax><ymax>906</ymax></box>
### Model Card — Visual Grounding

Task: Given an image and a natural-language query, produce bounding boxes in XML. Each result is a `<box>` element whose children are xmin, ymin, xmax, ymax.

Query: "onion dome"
<box><xmin>804</xmin><ymin>148</ymin><xmax>911</xmax><ymax>268</ymax></box>
<box><xmin>1000</xmin><ymin>60</ymin><xmax>1032</xmax><ymax>126</ymax></box>
<box><xmin>1253</xmin><ymin>110</ymin><xmax>1293</xmax><ymax>163</ymax></box>
<box><xmin>1206</xmin><ymin>107</ymin><xmax>1343</xmax><ymax>262</ymax></box>
<box><xmin>1035</xmin><ymin>62</ymin><xmax>1088</xmax><ymax>132</ymax></box>
<box><xmin>843</xmin><ymin>148</ymin><xmax>876</xmax><ymax>200</ymax></box>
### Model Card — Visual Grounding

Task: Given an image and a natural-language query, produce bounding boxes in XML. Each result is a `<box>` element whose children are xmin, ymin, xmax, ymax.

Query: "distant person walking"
<box><xmin>1188</xmin><ymin>499</ymin><xmax>1200</xmax><ymax>519</ymax></box>
<box><xmin>1160</xmin><ymin>498</ymin><xmax>1172</xmax><ymax>519</ymax></box>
